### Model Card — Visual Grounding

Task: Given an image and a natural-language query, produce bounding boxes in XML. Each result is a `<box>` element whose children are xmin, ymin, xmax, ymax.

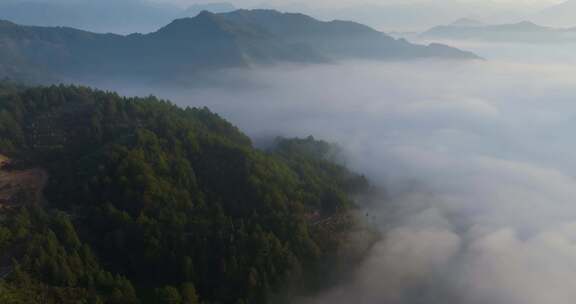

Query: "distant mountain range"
<box><xmin>0</xmin><ymin>9</ymin><xmax>480</xmax><ymax>83</ymax></box>
<box><xmin>3</xmin><ymin>0</ymin><xmax>573</xmax><ymax>37</ymax></box>
<box><xmin>286</xmin><ymin>0</ymin><xmax>545</xmax><ymax>32</ymax></box>
<box><xmin>421</xmin><ymin>19</ymin><xmax>576</xmax><ymax>43</ymax></box>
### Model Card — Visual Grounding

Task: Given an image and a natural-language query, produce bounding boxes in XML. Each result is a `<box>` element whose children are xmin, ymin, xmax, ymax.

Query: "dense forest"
<box><xmin>0</xmin><ymin>82</ymin><xmax>371</xmax><ymax>303</ymax></box>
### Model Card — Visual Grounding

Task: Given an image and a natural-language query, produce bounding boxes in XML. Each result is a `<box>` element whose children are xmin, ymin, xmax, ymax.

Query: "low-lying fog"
<box><xmin>100</xmin><ymin>43</ymin><xmax>576</xmax><ymax>304</ymax></box>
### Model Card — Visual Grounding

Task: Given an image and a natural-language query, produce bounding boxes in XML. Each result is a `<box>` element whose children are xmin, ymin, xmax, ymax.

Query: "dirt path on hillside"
<box><xmin>0</xmin><ymin>155</ymin><xmax>49</xmax><ymax>278</ymax></box>
<box><xmin>0</xmin><ymin>155</ymin><xmax>48</xmax><ymax>209</ymax></box>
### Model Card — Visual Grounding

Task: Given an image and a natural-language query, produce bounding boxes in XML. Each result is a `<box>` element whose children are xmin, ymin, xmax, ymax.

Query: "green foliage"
<box><xmin>0</xmin><ymin>83</ymin><xmax>369</xmax><ymax>303</ymax></box>
<box><xmin>0</xmin><ymin>207</ymin><xmax>138</xmax><ymax>304</ymax></box>
<box><xmin>180</xmin><ymin>282</ymin><xmax>200</xmax><ymax>304</ymax></box>
<box><xmin>154</xmin><ymin>286</ymin><xmax>182</xmax><ymax>304</ymax></box>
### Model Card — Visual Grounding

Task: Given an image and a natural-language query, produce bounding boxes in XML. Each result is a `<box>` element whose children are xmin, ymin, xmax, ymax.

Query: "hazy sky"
<box><xmin>151</xmin><ymin>0</ymin><xmax>564</xmax><ymax>10</ymax></box>
<box><xmin>148</xmin><ymin>0</ymin><xmax>570</xmax><ymax>30</ymax></box>
<box><xmin>3</xmin><ymin>0</ymin><xmax>571</xmax><ymax>33</ymax></box>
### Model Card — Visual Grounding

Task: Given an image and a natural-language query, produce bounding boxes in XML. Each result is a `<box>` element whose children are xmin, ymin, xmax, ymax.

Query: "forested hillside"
<box><xmin>0</xmin><ymin>83</ymin><xmax>371</xmax><ymax>303</ymax></box>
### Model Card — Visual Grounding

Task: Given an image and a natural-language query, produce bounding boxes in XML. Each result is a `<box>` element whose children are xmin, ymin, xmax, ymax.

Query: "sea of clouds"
<box><xmin>104</xmin><ymin>42</ymin><xmax>576</xmax><ymax>304</ymax></box>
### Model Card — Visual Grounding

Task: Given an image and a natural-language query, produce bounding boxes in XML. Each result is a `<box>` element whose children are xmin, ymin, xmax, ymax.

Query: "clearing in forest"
<box><xmin>0</xmin><ymin>154</ymin><xmax>47</xmax><ymax>209</ymax></box>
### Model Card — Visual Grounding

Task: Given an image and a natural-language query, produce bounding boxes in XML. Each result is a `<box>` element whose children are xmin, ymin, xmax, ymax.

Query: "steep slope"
<box><xmin>0</xmin><ymin>83</ymin><xmax>373</xmax><ymax>303</ymax></box>
<box><xmin>220</xmin><ymin>9</ymin><xmax>480</xmax><ymax>60</ymax></box>
<box><xmin>0</xmin><ymin>19</ymin><xmax>128</xmax><ymax>79</ymax></box>
<box><xmin>0</xmin><ymin>12</ymin><xmax>325</xmax><ymax>82</ymax></box>
<box><xmin>0</xmin><ymin>10</ymin><xmax>479</xmax><ymax>83</ymax></box>
<box><xmin>141</xmin><ymin>11</ymin><xmax>326</xmax><ymax>67</ymax></box>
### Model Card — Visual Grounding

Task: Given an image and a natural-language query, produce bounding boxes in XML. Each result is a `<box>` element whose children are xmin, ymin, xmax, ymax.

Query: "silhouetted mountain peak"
<box><xmin>502</xmin><ymin>21</ymin><xmax>549</xmax><ymax>31</ymax></box>
<box><xmin>154</xmin><ymin>10</ymin><xmax>272</xmax><ymax>39</ymax></box>
<box><xmin>197</xmin><ymin>10</ymin><xmax>217</xmax><ymax>18</ymax></box>
<box><xmin>221</xmin><ymin>9</ymin><xmax>318</xmax><ymax>31</ymax></box>
<box><xmin>159</xmin><ymin>11</ymin><xmax>222</xmax><ymax>31</ymax></box>
<box><xmin>215</xmin><ymin>8</ymin><xmax>385</xmax><ymax>47</ymax></box>
<box><xmin>154</xmin><ymin>12</ymin><xmax>230</xmax><ymax>39</ymax></box>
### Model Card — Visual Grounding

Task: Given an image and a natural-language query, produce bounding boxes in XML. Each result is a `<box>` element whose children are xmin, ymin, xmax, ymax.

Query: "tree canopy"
<box><xmin>0</xmin><ymin>83</ymin><xmax>370</xmax><ymax>303</ymax></box>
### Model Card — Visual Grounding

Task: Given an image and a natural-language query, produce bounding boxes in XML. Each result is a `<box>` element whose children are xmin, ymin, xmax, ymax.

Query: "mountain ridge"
<box><xmin>421</xmin><ymin>19</ymin><xmax>576</xmax><ymax>42</ymax></box>
<box><xmin>0</xmin><ymin>9</ymin><xmax>480</xmax><ymax>83</ymax></box>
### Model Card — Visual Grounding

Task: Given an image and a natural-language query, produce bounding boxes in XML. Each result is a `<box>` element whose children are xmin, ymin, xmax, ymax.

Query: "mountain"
<box><xmin>421</xmin><ymin>20</ymin><xmax>576</xmax><ymax>43</ymax></box>
<box><xmin>0</xmin><ymin>82</ymin><xmax>374</xmax><ymax>303</ymax></box>
<box><xmin>182</xmin><ymin>2</ymin><xmax>237</xmax><ymax>17</ymax></box>
<box><xmin>0</xmin><ymin>9</ymin><xmax>480</xmax><ymax>83</ymax></box>
<box><xmin>289</xmin><ymin>0</ymin><xmax>538</xmax><ymax>32</ymax></box>
<box><xmin>219</xmin><ymin>10</ymin><xmax>479</xmax><ymax>61</ymax></box>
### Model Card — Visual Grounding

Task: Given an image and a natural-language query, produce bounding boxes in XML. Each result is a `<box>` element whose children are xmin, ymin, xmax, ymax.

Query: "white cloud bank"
<box><xmin>106</xmin><ymin>42</ymin><xmax>576</xmax><ymax>304</ymax></box>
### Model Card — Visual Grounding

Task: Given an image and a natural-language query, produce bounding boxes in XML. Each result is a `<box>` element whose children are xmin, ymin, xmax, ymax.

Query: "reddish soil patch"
<box><xmin>0</xmin><ymin>155</ymin><xmax>47</xmax><ymax>209</ymax></box>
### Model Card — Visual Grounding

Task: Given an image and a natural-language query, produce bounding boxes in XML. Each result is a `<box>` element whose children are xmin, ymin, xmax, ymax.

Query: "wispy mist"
<box><xmin>97</xmin><ymin>41</ymin><xmax>576</xmax><ymax>303</ymax></box>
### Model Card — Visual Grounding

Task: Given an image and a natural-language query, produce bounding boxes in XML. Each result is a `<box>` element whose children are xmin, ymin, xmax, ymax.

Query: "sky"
<box><xmin>150</xmin><ymin>0</ymin><xmax>564</xmax><ymax>10</ymax></box>
<box><xmin>1</xmin><ymin>0</ymin><xmax>573</xmax><ymax>33</ymax></box>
